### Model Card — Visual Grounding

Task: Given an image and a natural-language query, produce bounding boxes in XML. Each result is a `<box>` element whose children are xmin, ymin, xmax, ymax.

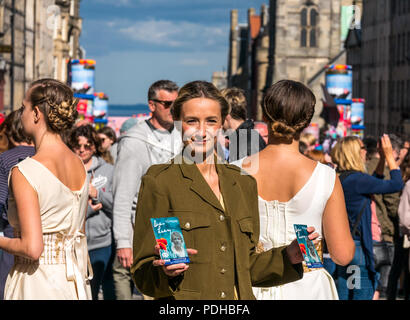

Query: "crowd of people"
<box><xmin>0</xmin><ymin>77</ymin><xmax>408</xmax><ymax>300</ymax></box>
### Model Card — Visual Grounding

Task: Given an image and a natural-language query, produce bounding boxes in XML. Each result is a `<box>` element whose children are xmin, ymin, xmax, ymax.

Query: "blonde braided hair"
<box><xmin>29</xmin><ymin>79</ymin><xmax>78</xmax><ymax>132</ymax></box>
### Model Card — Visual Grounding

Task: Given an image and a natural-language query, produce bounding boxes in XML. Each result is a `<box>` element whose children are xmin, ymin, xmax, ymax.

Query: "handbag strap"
<box><xmin>351</xmin><ymin>198</ymin><xmax>368</xmax><ymax>237</ymax></box>
<box><xmin>338</xmin><ymin>170</ymin><xmax>356</xmax><ymax>183</ymax></box>
<box><xmin>338</xmin><ymin>170</ymin><xmax>368</xmax><ymax>237</ymax></box>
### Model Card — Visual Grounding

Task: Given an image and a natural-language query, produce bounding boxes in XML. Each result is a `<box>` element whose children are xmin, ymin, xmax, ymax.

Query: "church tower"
<box><xmin>267</xmin><ymin>0</ymin><xmax>345</xmax><ymax>125</ymax></box>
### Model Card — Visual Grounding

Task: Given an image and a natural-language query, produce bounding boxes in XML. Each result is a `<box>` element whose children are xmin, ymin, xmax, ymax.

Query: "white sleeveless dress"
<box><xmin>4</xmin><ymin>157</ymin><xmax>92</xmax><ymax>300</ymax></box>
<box><xmin>233</xmin><ymin>159</ymin><xmax>339</xmax><ymax>300</ymax></box>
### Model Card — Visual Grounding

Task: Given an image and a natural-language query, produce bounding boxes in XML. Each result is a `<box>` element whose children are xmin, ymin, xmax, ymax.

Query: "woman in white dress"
<box><xmin>234</xmin><ymin>80</ymin><xmax>355</xmax><ymax>300</ymax></box>
<box><xmin>0</xmin><ymin>79</ymin><xmax>92</xmax><ymax>300</ymax></box>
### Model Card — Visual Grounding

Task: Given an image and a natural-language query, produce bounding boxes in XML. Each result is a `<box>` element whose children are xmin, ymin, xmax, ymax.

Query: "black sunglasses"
<box><xmin>74</xmin><ymin>143</ymin><xmax>93</xmax><ymax>151</ymax></box>
<box><xmin>151</xmin><ymin>99</ymin><xmax>174</xmax><ymax>108</ymax></box>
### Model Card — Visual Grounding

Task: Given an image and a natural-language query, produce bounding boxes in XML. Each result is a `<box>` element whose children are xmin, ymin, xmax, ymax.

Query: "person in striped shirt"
<box><xmin>0</xmin><ymin>110</ymin><xmax>35</xmax><ymax>299</ymax></box>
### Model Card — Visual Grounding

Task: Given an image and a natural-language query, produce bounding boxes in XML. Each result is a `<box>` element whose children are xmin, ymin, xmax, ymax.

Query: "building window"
<box><xmin>301</xmin><ymin>28</ymin><xmax>307</xmax><ymax>47</ymax></box>
<box><xmin>300</xmin><ymin>4</ymin><xmax>318</xmax><ymax>48</ymax></box>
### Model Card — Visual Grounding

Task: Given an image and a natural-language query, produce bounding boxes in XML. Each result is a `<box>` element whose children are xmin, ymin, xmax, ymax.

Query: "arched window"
<box><xmin>300</xmin><ymin>4</ymin><xmax>318</xmax><ymax>48</ymax></box>
<box><xmin>301</xmin><ymin>29</ymin><xmax>307</xmax><ymax>47</ymax></box>
<box><xmin>301</xmin><ymin>8</ymin><xmax>307</xmax><ymax>47</ymax></box>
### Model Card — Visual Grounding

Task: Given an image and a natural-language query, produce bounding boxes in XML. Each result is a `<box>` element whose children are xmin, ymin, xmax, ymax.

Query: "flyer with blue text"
<box><xmin>293</xmin><ymin>224</ymin><xmax>323</xmax><ymax>269</ymax></box>
<box><xmin>151</xmin><ymin>217</ymin><xmax>190</xmax><ymax>266</ymax></box>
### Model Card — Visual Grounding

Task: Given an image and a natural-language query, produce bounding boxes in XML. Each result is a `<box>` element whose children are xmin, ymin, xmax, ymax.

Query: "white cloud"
<box><xmin>118</xmin><ymin>19</ymin><xmax>228</xmax><ymax>48</ymax></box>
<box><xmin>106</xmin><ymin>21</ymin><xmax>117</xmax><ymax>28</ymax></box>
<box><xmin>90</xmin><ymin>0</ymin><xmax>133</xmax><ymax>7</ymax></box>
<box><xmin>179</xmin><ymin>58</ymin><xmax>209</xmax><ymax>66</ymax></box>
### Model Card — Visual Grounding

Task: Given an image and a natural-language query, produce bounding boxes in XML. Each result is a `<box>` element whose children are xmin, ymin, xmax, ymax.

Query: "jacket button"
<box><xmin>184</xmin><ymin>222</ymin><xmax>190</xmax><ymax>229</ymax></box>
<box><xmin>219</xmin><ymin>215</ymin><xmax>225</xmax><ymax>221</ymax></box>
<box><xmin>220</xmin><ymin>245</ymin><xmax>226</xmax><ymax>252</ymax></box>
<box><xmin>220</xmin><ymin>268</ymin><xmax>226</xmax><ymax>274</ymax></box>
<box><xmin>220</xmin><ymin>291</ymin><xmax>226</xmax><ymax>298</ymax></box>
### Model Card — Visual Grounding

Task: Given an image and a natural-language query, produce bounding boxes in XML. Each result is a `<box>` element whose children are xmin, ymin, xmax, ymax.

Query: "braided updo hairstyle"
<box><xmin>262</xmin><ymin>80</ymin><xmax>316</xmax><ymax>142</ymax></box>
<box><xmin>28</xmin><ymin>78</ymin><xmax>78</xmax><ymax>133</ymax></box>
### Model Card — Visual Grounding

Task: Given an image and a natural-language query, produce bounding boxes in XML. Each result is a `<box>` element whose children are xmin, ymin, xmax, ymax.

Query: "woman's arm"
<box><xmin>0</xmin><ymin>167</ymin><xmax>43</xmax><ymax>260</ymax></box>
<box><xmin>322</xmin><ymin>175</ymin><xmax>355</xmax><ymax>266</ymax></box>
<box><xmin>374</xmin><ymin>149</ymin><xmax>386</xmax><ymax>177</ymax></box>
<box><xmin>130</xmin><ymin>173</ymin><xmax>177</xmax><ymax>298</ymax></box>
<box><xmin>355</xmin><ymin>170</ymin><xmax>403</xmax><ymax>195</ymax></box>
<box><xmin>381</xmin><ymin>134</ymin><xmax>399</xmax><ymax>171</ymax></box>
<box><xmin>355</xmin><ymin>135</ymin><xmax>404</xmax><ymax>195</ymax></box>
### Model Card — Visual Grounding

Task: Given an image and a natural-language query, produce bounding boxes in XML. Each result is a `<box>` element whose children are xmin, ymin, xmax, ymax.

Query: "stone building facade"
<box><xmin>267</xmin><ymin>0</ymin><xmax>347</xmax><ymax>125</ymax></box>
<box><xmin>53</xmin><ymin>0</ymin><xmax>82</xmax><ymax>83</ymax></box>
<box><xmin>227</xmin><ymin>6</ymin><xmax>269</xmax><ymax>120</ymax></box>
<box><xmin>346</xmin><ymin>0</ymin><xmax>410</xmax><ymax>137</ymax></box>
<box><xmin>0</xmin><ymin>0</ymin><xmax>82</xmax><ymax>112</ymax></box>
<box><xmin>211</xmin><ymin>71</ymin><xmax>228</xmax><ymax>91</ymax></box>
<box><xmin>227</xmin><ymin>0</ymin><xmax>366</xmax><ymax>126</ymax></box>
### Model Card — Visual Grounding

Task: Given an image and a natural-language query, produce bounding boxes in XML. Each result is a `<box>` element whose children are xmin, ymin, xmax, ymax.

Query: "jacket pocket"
<box><xmin>237</xmin><ymin>216</ymin><xmax>255</xmax><ymax>244</ymax></box>
<box><xmin>170</xmin><ymin>211</ymin><xmax>211</xmax><ymax>264</ymax></box>
<box><xmin>179</xmin><ymin>213</ymin><xmax>211</xmax><ymax>231</ymax></box>
<box><xmin>237</xmin><ymin>217</ymin><xmax>254</xmax><ymax>234</ymax></box>
<box><xmin>174</xmin><ymin>288</ymin><xmax>201</xmax><ymax>300</ymax></box>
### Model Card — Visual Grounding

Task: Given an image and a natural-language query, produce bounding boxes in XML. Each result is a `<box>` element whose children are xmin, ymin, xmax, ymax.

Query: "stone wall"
<box><xmin>0</xmin><ymin>0</ymin><xmax>82</xmax><ymax>112</ymax></box>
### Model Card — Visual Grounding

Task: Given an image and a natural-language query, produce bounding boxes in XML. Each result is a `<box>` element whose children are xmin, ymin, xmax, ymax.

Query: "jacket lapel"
<box><xmin>217</xmin><ymin>163</ymin><xmax>239</xmax><ymax>218</ymax></box>
<box><xmin>177</xmin><ymin>155</ymin><xmax>225</xmax><ymax>213</ymax></box>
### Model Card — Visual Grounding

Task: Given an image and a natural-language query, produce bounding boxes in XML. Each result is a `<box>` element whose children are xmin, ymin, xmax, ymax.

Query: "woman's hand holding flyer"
<box><xmin>151</xmin><ymin>217</ymin><xmax>198</xmax><ymax>278</ymax></box>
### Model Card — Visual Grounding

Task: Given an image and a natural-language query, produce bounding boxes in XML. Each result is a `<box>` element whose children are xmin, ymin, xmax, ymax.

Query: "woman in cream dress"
<box><xmin>233</xmin><ymin>80</ymin><xmax>355</xmax><ymax>300</ymax></box>
<box><xmin>0</xmin><ymin>79</ymin><xmax>92</xmax><ymax>300</ymax></box>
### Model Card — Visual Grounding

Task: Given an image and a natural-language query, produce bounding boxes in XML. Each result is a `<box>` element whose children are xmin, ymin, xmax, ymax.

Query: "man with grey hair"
<box><xmin>112</xmin><ymin>80</ymin><xmax>182</xmax><ymax>299</ymax></box>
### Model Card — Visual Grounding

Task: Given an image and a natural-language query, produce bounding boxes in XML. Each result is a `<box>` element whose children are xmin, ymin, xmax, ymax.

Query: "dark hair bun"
<box><xmin>270</xmin><ymin>121</ymin><xmax>297</xmax><ymax>141</ymax></box>
<box><xmin>262</xmin><ymin>80</ymin><xmax>316</xmax><ymax>142</ymax></box>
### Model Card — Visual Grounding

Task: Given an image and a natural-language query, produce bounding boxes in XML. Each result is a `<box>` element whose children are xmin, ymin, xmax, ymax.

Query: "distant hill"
<box><xmin>108</xmin><ymin>104</ymin><xmax>150</xmax><ymax>117</ymax></box>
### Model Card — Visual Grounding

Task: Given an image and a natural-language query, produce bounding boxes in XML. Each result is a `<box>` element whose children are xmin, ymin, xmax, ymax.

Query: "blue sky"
<box><xmin>79</xmin><ymin>0</ymin><xmax>268</xmax><ymax>104</ymax></box>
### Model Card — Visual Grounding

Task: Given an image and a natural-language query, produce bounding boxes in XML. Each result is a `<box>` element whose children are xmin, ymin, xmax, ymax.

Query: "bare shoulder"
<box><xmin>10</xmin><ymin>165</ymin><xmax>37</xmax><ymax>193</ymax></box>
<box><xmin>34</xmin><ymin>144</ymin><xmax>81</xmax><ymax>169</ymax></box>
<box><xmin>35</xmin><ymin>143</ymin><xmax>86</xmax><ymax>184</ymax></box>
<box><xmin>240</xmin><ymin>153</ymin><xmax>259</xmax><ymax>170</ymax></box>
<box><xmin>245</xmin><ymin>150</ymin><xmax>318</xmax><ymax>175</ymax></box>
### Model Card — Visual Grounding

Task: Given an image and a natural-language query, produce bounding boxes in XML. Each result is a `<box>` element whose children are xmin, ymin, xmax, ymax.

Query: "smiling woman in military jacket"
<box><xmin>130</xmin><ymin>81</ymin><xmax>313</xmax><ymax>300</ymax></box>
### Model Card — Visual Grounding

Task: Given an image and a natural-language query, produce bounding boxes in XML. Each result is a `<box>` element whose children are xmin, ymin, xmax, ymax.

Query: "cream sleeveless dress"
<box><xmin>233</xmin><ymin>159</ymin><xmax>339</xmax><ymax>300</ymax></box>
<box><xmin>4</xmin><ymin>157</ymin><xmax>93</xmax><ymax>300</ymax></box>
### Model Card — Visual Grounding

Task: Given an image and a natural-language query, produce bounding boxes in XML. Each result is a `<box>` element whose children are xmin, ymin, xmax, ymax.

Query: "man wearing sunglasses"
<box><xmin>112</xmin><ymin>80</ymin><xmax>183</xmax><ymax>300</ymax></box>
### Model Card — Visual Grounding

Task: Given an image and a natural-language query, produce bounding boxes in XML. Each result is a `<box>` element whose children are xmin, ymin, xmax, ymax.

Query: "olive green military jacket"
<box><xmin>131</xmin><ymin>155</ymin><xmax>303</xmax><ymax>300</ymax></box>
